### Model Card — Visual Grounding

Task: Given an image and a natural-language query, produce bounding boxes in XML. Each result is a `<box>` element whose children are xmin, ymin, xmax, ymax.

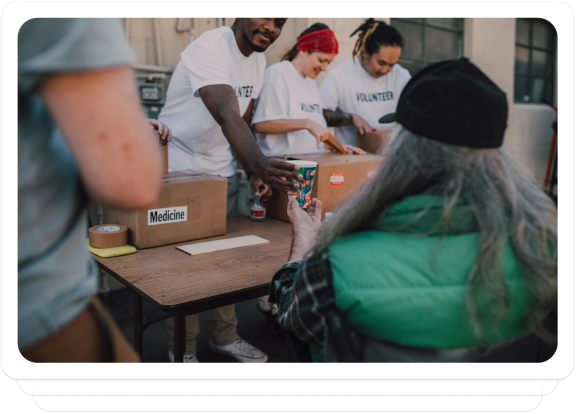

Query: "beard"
<box><xmin>243</xmin><ymin>28</ymin><xmax>274</xmax><ymax>53</ymax></box>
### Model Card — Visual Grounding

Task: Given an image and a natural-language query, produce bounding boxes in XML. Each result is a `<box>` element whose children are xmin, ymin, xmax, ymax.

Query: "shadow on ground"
<box><xmin>100</xmin><ymin>289</ymin><xmax>289</xmax><ymax>363</ymax></box>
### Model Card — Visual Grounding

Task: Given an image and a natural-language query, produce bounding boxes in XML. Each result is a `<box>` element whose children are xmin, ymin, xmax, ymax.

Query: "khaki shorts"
<box><xmin>21</xmin><ymin>296</ymin><xmax>140</xmax><ymax>363</ymax></box>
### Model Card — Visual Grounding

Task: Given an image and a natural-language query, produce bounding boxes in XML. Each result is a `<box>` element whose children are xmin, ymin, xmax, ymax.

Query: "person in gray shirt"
<box><xmin>18</xmin><ymin>18</ymin><xmax>162</xmax><ymax>362</ymax></box>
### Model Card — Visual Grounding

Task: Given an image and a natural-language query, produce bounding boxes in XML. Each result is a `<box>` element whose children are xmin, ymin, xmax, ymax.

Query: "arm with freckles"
<box><xmin>40</xmin><ymin>66</ymin><xmax>161</xmax><ymax>209</ymax></box>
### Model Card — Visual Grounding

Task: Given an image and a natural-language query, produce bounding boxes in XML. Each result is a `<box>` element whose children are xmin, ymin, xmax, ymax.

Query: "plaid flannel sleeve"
<box><xmin>268</xmin><ymin>246</ymin><xmax>335</xmax><ymax>344</ymax></box>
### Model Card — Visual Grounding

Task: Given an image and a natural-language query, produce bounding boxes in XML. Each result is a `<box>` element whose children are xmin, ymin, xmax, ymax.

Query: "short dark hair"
<box><xmin>351</xmin><ymin>19</ymin><xmax>403</xmax><ymax>59</ymax></box>
<box><xmin>281</xmin><ymin>23</ymin><xmax>330</xmax><ymax>61</ymax></box>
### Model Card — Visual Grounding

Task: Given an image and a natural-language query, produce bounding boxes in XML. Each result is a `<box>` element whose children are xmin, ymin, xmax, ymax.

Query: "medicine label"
<box><xmin>148</xmin><ymin>206</ymin><xmax>188</xmax><ymax>226</ymax></box>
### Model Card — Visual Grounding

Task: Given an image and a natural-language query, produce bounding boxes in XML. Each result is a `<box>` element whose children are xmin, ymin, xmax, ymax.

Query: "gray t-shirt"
<box><xmin>18</xmin><ymin>18</ymin><xmax>136</xmax><ymax>349</ymax></box>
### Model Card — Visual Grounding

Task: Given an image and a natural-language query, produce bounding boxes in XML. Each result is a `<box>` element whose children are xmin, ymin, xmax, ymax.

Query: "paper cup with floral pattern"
<box><xmin>282</xmin><ymin>160</ymin><xmax>317</xmax><ymax>208</ymax></box>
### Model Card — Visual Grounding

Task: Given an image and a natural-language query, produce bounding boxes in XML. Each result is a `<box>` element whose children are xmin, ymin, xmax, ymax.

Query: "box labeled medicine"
<box><xmin>103</xmin><ymin>172</ymin><xmax>227</xmax><ymax>249</ymax></box>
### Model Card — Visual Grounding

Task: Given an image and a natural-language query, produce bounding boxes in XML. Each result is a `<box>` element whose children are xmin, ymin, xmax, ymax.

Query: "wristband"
<box><xmin>247</xmin><ymin>170</ymin><xmax>256</xmax><ymax>181</ymax></box>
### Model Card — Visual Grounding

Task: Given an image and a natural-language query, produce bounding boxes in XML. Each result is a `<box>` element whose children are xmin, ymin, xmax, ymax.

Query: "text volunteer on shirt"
<box><xmin>159</xmin><ymin>26</ymin><xmax>266</xmax><ymax>178</ymax></box>
<box><xmin>253</xmin><ymin>60</ymin><xmax>327</xmax><ymax>156</ymax></box>
<box><xmin>319</xmin><ymin>57</ymin><xmax>411</xmax><ymax>147</ymax></box>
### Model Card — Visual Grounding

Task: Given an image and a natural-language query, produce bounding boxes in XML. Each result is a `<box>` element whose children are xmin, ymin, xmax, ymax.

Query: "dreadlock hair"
<box><xmin>351</xmin><ymin>18</ymin><xmax>404</xmax><ymax>59</ymax></box>
<box><xmin>281</xmin><ymin>23</ymin><xmax>330</xmax><ymax>62</ymax></box>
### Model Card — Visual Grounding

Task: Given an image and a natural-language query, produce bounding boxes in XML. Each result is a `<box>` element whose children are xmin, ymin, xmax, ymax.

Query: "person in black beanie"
<box><xmin>268</xmin><ymin>57</ymin><xmax>557</xmax><ymax>362</ymax></box>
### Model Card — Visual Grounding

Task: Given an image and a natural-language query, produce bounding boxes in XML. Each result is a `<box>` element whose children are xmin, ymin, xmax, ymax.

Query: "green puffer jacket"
<box><xmin>326</xmin><ymin>195</ymin><xmax>535</xmax><ymax>353</ymax></box>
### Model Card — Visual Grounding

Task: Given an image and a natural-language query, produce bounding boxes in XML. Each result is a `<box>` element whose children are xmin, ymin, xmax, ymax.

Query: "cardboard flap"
<box><xmin>161</xmin><ymin>171</ymin><xmax>226</xmax><ymax>184</ymax></box>
<box><xmin>162</xmin><ymin>176</ymin><xmax>203</xmax><ymax>184</ymax></box>
<box><xmin>163</xmin><ymin>171</ymin><xmax>202</xmax><ymax>178</ymax></box>
<box><xmin>358</xmin><ymin>129</ymin><xmax>391</xmax><ymax>137</ymax></box>
<box><xmin>280</xmin><ymin>152</ymin><xmax>382</xmax><ymax>165</ymax></box>
<box><xmin>331</xmin><ymin>154</ymin><xmax>383</xmax><ymax>163</ymax></box>
<box><xmin>323</xmin><ymin>133</ymin><xmax>347</xmax><ymax>154</ymax></box>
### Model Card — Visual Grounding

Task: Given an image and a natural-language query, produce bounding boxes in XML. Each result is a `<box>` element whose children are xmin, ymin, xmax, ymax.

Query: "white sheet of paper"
<box><xmin>176</xmin><ymin>235</ymin><xmax>269</xmax><ymax>256</ymax></box>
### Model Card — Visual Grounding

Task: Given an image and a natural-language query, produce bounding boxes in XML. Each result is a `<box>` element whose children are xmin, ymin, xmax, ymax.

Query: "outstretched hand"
<box><xmin>306</xmin><ymin>120</ymin><xmax>331</xmax><ymax>150</ymax></box>
<box><xmin>352</xmin><ymin>114</ymin><xmax>375</xmax><ymax>135</ymax></box>
<box><xmin>286</xmin><ymin>196</ymin><xmax>323</xmax><ymax>262</ymax></box>
<box><xmin>253</xmin><ymin>157</ymin><xmax>303</xmax><ymax>195</ymax></box>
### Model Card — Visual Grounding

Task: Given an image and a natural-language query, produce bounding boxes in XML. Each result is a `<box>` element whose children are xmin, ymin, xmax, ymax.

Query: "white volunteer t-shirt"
<box><xmin>319</xmin><ymin>58</ymin><xmax>411</xmax><ymax>146</ymax></box>
<box><xmin>159</xmin><ymin>26</ymin><xmax>266</xmax><ymax>177</ymax></box>
<box><xmin>252</xmin><ymin>61</ymin><xmax>326</xmax><ymax>156</ymax></box>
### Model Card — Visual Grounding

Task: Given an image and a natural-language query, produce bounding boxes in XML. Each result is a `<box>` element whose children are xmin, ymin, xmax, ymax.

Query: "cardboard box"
<box><xmin>263</xmin><ymin>152</ymin><xmax>382</xmax><ymax>222</ymax></box>
<box><xmin>357</xmin><ymin>130</ymin><xmax>391</xmax><ymax>154</ymax></box>
<box><xmin>103</xmin><ymin>172</ymin><xmax>227</xmax><ymax>249</ymax></box>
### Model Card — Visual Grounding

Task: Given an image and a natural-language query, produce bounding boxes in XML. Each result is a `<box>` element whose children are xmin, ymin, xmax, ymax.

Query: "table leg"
<box><xmin>134</xmin><ymin>293</ymin><xmax>143</xmax><ymax>358</ymax></box>
<box><xmin>173</xmin><ymin>315</ymin><xmax>185</xmax><ymax>363</ymax></box>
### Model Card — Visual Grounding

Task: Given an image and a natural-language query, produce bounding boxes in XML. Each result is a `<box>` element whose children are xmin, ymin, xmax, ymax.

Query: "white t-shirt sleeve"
<box><xmin>180</xmin><ymin>34</ymin><xmax>234</xmax><ymax>97</ymax></box>
<box><xmin>318</xmin><ymin>70</ymin><xmax>340</xmax><ymax>111</ymax></box>
<box><xmin>252</xmin><ymin>66</ymin><xmax>289</xmax><ymax>124</ymax></box>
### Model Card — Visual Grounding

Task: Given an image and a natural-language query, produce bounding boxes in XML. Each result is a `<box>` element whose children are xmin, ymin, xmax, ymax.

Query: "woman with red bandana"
<box><xmin>252</xmin><ymin>23</ymin><xmax>365</xmax><ymax>156</ymax></box>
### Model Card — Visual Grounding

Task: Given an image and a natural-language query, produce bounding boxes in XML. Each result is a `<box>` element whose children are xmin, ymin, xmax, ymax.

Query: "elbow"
<box><xmin>122</xmin><ymin>176</ymin><xmax>161</xmax><ymax>209</ymax></box>
<box><xmin>97</xmin><ymin>175</ymin><xmax>161</xmax><ymax>210</ymax></box>
<box><xmin>124</xmin><ymin>183</ymin><xmax>160</xmax><ymax>209</ymax></box>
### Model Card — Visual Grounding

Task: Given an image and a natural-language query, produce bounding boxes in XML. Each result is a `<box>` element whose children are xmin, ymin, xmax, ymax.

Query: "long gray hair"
<box><xmin>320</xmin><ymin>125</ymin><xmax>557</xmax><ymax>342</ymax></box>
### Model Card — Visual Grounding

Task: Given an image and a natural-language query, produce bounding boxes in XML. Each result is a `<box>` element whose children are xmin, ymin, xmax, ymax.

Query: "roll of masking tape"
<box><xmin>89</xmin><ymin>224</ymin><xmax>128</xmax><ymax>249</ymax></box>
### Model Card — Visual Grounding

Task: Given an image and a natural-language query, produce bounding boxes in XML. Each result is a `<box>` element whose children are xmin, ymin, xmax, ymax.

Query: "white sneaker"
<box><xmin>168</xmin><ymin>349</ymin><xmax>199</xmax><ymax>363</ymax></box>
<box><xmin>209</xmin><ymin>337</ymin><xmax>268</xmax><ymax>363</ymax></box>
<box><xmin>257</xmin><ymin>296</ymin><xmax>278</xmax><ymax>316</ymax></box>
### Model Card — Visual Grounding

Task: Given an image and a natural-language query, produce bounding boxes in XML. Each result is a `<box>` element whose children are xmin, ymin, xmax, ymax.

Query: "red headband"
<box><xmin>296</xmin><ymin>29</ymin><xmax>339</xmax><ymax>54</ymax></box>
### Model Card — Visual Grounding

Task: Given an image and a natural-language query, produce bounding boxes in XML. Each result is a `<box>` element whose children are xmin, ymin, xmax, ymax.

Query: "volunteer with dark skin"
<box><xmin>160</xmin><ymin>18</ymin><xmax>296</xmax><ymax>363</ymax></box>
<box><xmin>161</xmin><ymin>18</ymin><xmax>302</xmax><ymax>202</ymax></box>
<box><xmin>201</xmin><ymin>19</ymin><xmax>303</xmax><ymax>196</ymax></box>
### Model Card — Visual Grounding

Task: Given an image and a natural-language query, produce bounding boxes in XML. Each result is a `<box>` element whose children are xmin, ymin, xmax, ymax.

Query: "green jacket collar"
<box><xmin>375</xmin><ymin>195</ymin><xmax>479</xmax><ymax>235</ymax></box>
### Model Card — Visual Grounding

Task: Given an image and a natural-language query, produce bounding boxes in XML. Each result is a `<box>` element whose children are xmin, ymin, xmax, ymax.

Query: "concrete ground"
<box><xmin>99</xmin><ymin>288</ymin><xmax>289</xmax><ymax>363</ymax></box>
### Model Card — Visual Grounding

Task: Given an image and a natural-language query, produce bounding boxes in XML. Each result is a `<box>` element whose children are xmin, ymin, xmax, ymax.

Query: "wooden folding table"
<box><xmin>92</xmin><ymin>217</ymin><xmax>292</xmax><ymax>362</ymax></box>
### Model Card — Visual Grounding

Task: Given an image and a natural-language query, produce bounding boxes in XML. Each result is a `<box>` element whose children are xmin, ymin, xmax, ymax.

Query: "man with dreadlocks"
<box><xmin>319</xmin><ymin>19</ymin><xmax>411</xmax><ymax>147</ymax></box>
<box><xmin>270</xmin><ymin>57</ymin><xmax>557</xmax><ymax>362</ymax></box>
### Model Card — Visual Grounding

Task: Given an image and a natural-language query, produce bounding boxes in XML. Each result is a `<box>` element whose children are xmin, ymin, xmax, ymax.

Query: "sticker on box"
<box><xmin>148</xmin><ymin>206</ymin><xmax>188</xmax><ymax>226</ymax></box>
<box><xmin>330</xmin><ymin>172</ymin><xmax>344</xmax><ymax>186</ymax></box>
<box><xmin>367</xmin><ymin>169</ymin><xmax>377</xmax><ymax>179</ymax></box>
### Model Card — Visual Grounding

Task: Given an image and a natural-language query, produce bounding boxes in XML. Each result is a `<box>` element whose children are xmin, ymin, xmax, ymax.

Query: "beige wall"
<box><xmin>123</xmin><ymin>18</ymin><xmax>369</xmax><ymax>76</ymax></box>
<box><xmin>126</xmin><ymin>18</ymin><xmax>557</xmax><ymax>182</ymax></box>
<box><xmin>463</xmin><ymin>18</ymin><xmax>556</xmax><ymax>183</ymax></box>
